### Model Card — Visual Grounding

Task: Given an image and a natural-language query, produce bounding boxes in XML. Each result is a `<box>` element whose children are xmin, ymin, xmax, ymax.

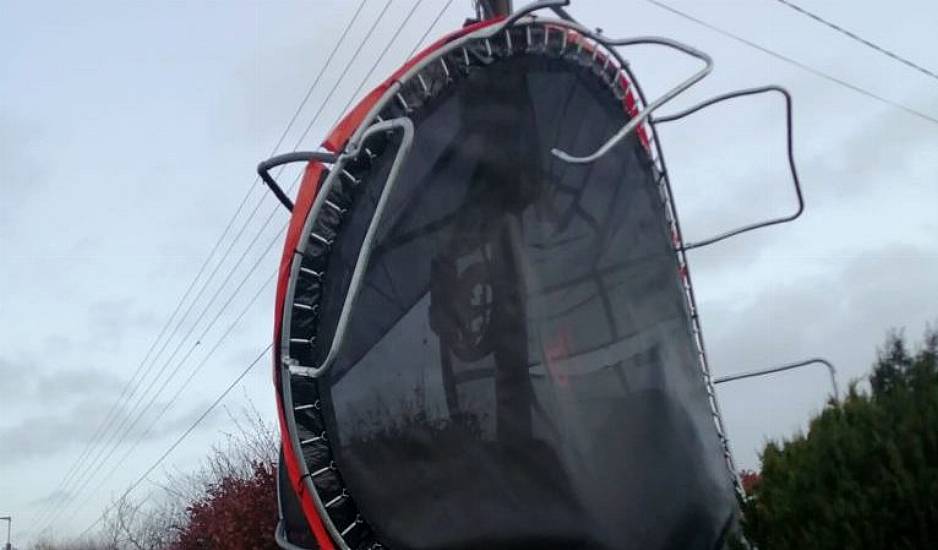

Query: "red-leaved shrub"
<box><xmin>739</xmin><ymin>469</ymin><xmax>761</xmax><ymax>495</ymax></box>
<box><xmin>172</xmin><ymin>461</ymin><xmax>278</xmax><ymax>550</ymax></box>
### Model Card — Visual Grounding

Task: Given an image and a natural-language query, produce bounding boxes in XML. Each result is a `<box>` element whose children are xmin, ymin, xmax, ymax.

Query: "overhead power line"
<box><xmin>64</xmin><ymin>1</ymin><xmax>393</xmax><ymax>508</ymax></box>
<box><xmin>640</xmin><ymin>0</ymin><xmax>938</xmax><ymax>127</ymax></box>
<box><xmin>77</xmin><ymin>344</ymin><xmax>274</xmax><ymax>539</ymax></box>
<box><xmin>329</xmin><ymin>0</ymin><xmax>427</xmax><ymax>129</ymax></box>
<box><xmin>294</xmin><ymin>0</ymin><xmax>394</xmax><ymax>153</ymax></box>
<box><xmin>31</xmin><ymin>0</ymin><xmax>372</xmax><ymax>535</ymax></box>
<box><xmin>773</xmin><ymin>0</ymin><xmax>938</xmax><ymax>83</ymax></box>
<box><xmin>408</xmin><ymin>0</ymin><xmax>455</xmax><ymax>58</ymax></box>
<box><xmin>38</xmin><ymin>0</ymin><xmax>453</xmax><ymax>538</ymax></box>
<box><xmin>62</xmin><ymin>267</ymin><xmax>278</xmax><ymax>529</ymax></box>
<box><xmin>44</xmin><ymin>214</ymin><xmax>284</xmax><ymax>533</ymax></box>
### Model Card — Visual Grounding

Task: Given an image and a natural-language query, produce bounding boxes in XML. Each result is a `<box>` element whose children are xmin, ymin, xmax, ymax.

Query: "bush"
<box><xmin>35</xmin><ymin>403</ymin><xmax>280</xmax><ymax>550</ymax></box>
<box><xmin>172</xmin><ymin>461</ymin><xmax>278</xmax><ymax>550</ymax></box>
<box><xmin>741</xmin><ymin>328</ymin><xmax>938</xmax><ymax>549</ymax></box>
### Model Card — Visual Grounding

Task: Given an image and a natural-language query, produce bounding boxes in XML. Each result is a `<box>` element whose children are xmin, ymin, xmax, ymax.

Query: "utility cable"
<box><xmin>641</xmin><ymin>0</ymin><xmax>938</xmax><ymax>127</ymax></box>
<box><xmin>330</xmin><ymin>0</ymin><xmax>427</xmax><ymax>130</ymax></box>
<box><xmin>773</xmin><ymin>0</ymin><xmax>938</xmax><ymax>83</ymax></box>
<box><xmin>61</xmin><ymin>267</ymin><xmax>278</xmax><ymax>528</ymax></box>
<box><xmin>292</xmin><ymin>0</ymin><xmax>394</xmax><ymax>153</ymax></box>
<box><xmin>38</xmin><ymin>0</ymin><xmax>428</xmax><ymax>536</ymax></box>
<box><xmin>31</xmin><ymin>0</ymin><xmax>370</xmax><ymax>534</ymax></box>
<box><xmin>76</xmin><ymin>344</ymin><xmax>274</xmax><ymax>539</ymax></box>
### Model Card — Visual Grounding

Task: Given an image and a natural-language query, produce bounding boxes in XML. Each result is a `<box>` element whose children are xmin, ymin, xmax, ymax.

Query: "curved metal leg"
<box><xmin>713</xmin><ymin>357</ymin><xmax>839</xmax><ymax>400</ymax></box>
<box><xmin>551</xmin><ymin>36</ymin><xmax>713</xmax><ymax>164</ymax></box>
<box><xmin>258</xmin><ymin>151</ymin><xmax>339</xmax><ymax>211</ymax></box>
<box><xmin>303</xmin><ymin>117</ymin><xmax>416</xmax><ymax>379</ymax></box>
<box><xmin>655</xmin><ymin>85</ymin><xmax>804</xmax><ymax>250</ymax></box>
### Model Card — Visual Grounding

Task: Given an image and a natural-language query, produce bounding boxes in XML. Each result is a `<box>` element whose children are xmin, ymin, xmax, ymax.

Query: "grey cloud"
<box><xmin>0</xmin><ymin>355</ymin><xmax>32</xmax><ymax>396</ymax></box>
<box><xmin>0</xmin><ymin>113</ymin><xmax>46</xmax><ymax>232</ymax></box>
<box><xmin>703</xmin><ymin>243</ymin><xmax>938</xmax><ymax>468</ymax></box>
<box><xmin>0</xmin><ymin>354</ymin><xmax>202</xmax><ymax>466</ymax></box>
<box><xmin>86</xmin><ymin>298</ymin><xmax>160</xmax><ymax>351</ymax></box>
<box><xmin>0</xmin><ymin>356</ymin><xmax>124</xmax><ymax>407</ymax></box>
<box><xmin>705</xmin><ymin>243</ymin><xmax>938</xmax><ymax>375</ymax></box>
<box><xmin>0</xmin><ymin>394</ymin><xmax>120</xmax><ymax>466</ymax></box>
<box><xmin>28</xmin><ymin>488</ymin><xmax>70</xmax><ymax>508</ymax></box>
<box><xmin>0</xmin><ymin>391</ymin><xmax>214</xmax><ymax>467</ymax></box>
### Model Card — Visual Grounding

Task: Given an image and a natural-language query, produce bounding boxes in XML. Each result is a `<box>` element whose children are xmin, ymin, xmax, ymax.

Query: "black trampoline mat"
<box><xmin>285</xmin><ymin>31</ymin><xmax>737</xmax><ymax>550</ymax></box>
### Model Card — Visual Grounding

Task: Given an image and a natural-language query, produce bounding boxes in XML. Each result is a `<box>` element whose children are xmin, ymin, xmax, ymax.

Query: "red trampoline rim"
<box><xmin>271</xmin><ymin>13</ymin><xmax>657</xmax><ymax>548</ymax></box>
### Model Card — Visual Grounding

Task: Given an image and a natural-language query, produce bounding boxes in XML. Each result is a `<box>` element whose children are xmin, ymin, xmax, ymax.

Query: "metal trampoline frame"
<box><xmin>263</xmin><ymin>2</ymin><xmax>809</xmax><ymax>547</ymax></box>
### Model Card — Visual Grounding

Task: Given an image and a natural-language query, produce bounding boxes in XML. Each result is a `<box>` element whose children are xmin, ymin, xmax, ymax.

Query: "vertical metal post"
<box><xmin>478</xmin><ymin>0</ymin><xmax>513</xmax><ymax>18</ymax></box>
<box><xmin>0</xmin><ymin>516</ymin><xmax>10</xmax><ymax>550</ymax></box>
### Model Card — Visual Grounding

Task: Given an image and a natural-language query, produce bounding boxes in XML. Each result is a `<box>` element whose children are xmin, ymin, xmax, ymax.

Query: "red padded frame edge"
<box><xmin>272</xmin><ymin>17</ymin><xmax>505</xmax><ymax>549</ymax></box>
<box><xmin>272</xmin><ymin>16</ymin><xmax>652</xmax><ymax>548</ymax></box>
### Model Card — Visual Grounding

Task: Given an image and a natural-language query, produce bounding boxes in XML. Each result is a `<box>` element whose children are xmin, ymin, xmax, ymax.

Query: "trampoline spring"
<box><xmin>309</xmin><ymin>462</ymin><xmax>335</xmax><ymax>478</ymax></box>
<box><xmin>289</xmin><ymin>365</ymin><xmax>318</xmax><ymax>377</ymax></box>
<box><xmin>505</xmin><ymin>29</ymin><xmax>513</xmax><ymax>53</ymax></box>
<box><xmin>341</xmin><ymin>169</ymin><xmax>361</xmax><ymax>185</ymax></box>
<box><xmin>396</xmin><ymin>93</ymin><xmax>411</xmax><ymax>112</ymax></box>
<box><xmin>310</xmin><ymin>232</ymin><xmax>333</xmax><ymax>246</ymax></box>
<box><xmin>324</xmin><ymin>199</ymin><xmax>347</xmax><ymax>214</ymax></box>
<box><xmin>300</xmin><ymin>432</ymin><xmax>327</xmax><ymax>446</ymax></box>
<box><xmin>526</xmin><ymin>25</ymin><xmax>532</xmax><ymax>50</ymax></box>
<box><xmin>293</xmin><ymin>302</ymin><xmax>319</xmax><ymax>313</ymax></box>
<box><xmin>289</xmin><ymin>336</ymin><xmax>316</xmax><ymax>346</ymax></box>
<box><xmin>324</xmin><ymin>490</ymin><xmax>348</xmax><ymax>508</ymax></box>
<box><xmin>299</xmin><ymin>267</ymin><xmax>323</xmax><ymax>279</ymax></box>
<box><xmin>363</xmin><ymin>147</ymin><xmax>376</xmax><ymax>160</ymax></box>
<box><xmin>340</xmin><ymin>516</ymin><xmax>363</xmax><ymax>537</ymax></box>
<box><xmin>417</xmin><ymin>74</ymin><xmax>430</xmax><ymax>96</ymax></box>
<box><xmin>439</xmin><ymin>57</ymin><xmax>451</xmax><ymax>79</ymax></box>
<box><xmin>375</xmin><ymin>114</ymin><xmax>384</xmax><ymax>122</ymax></box>
<box><xmin>544</xmin><ymin>26</ymin><xmax>550</xmax><ymax>49</ymax></box>
<box><xmin>617</xmin><ymin>76</ymin><xmax>628</xmax><ymax>97</ymax></box>
<box><xmin>462</xmin><ymin>47</ymin><xmax>470</xmax><ymax>67</ymax></box>
<box><xmin>484</xmin><ymin>38</ymin><xmax>493</xmax><ymax>58</ymax></box>
<box><xmin>294</xmin><ymin>400</ymin><xmax>320</xmax><ymax>411</ymax></box>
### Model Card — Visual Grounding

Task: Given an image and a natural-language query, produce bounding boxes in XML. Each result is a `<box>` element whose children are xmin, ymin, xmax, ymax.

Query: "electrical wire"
<box><xmin>291</xmin><ymin>0</ymin><xmax>394</xmax><ymax>154</ymax></box>
<box><xmin>42</xmin><ymin>209</ymin><xmax>284</xmax><ymax>532</ymax></box>
<box><xmin>77</xmin><ymin>344</ymin><xmax>274</xmax><ymax>539</ymax></box>
<box><xmin>37</xmin><ymin>0</ymin><xmax>443</xmax><ymax>538</ymax></box>
<box><xmin>773</xmin><ymin>0</ymin><xmax>938</xmax><ymax>83</ymax></box>
<box><xmin>30</xmin><ymin>0</ymin><xmax>371</xmax><ymax>535</ymax></box>
<box><xmin>62</xmin><ymin>267</ymin><xmax>278</xmax><ymax>529</ymax></box>
<box><xmin>329</xmin><ymin>0</ymin><xmax>427</xmax><ymax>130</ymax></box>
<box><xmin>641</xmin><ymin>0</ymin><xmax>938</xmax><ymax>127</ymax></box>
<box><xmin>408</xmin><ymin>0</ymin><xmax>456</xmax><ymax>59</ymax></box>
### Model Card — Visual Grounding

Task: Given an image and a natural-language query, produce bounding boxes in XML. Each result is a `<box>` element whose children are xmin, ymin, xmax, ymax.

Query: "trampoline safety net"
<box><xmin>279</xmin><ymin>25</ymin><xmax>738</xmax><ymax>550</ymax></box>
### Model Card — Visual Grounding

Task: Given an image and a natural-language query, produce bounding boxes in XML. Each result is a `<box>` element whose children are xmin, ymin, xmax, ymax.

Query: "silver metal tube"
<box><xmin>713</xmin><ymin>358</ymin><xmax>839</xmax><ymax>400</ymax></box>
<box><xmin>306</xmin><ymin>117</ymin><xmax>415</xmax><ymax>378</ymax></box>
<box><xmin>274</xmin><ymin>519</ymin><xmax>315</xmax><ymax>550</ymax></box>
<box><xmin>551</xmin><ymin>36</ymin><xmax>714</xmax><ymax>164</ymax></box>
<box><xmin>659</xmin><ymin>85</ymin><xmax>805</xmax><ymax>251</ymax></box>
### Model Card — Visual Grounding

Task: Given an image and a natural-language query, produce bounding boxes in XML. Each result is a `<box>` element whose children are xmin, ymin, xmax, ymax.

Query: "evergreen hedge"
<box><xmin>740</xmin><ymin>329</ymin><xmax>938</xmax><ymax>549</ymax></box>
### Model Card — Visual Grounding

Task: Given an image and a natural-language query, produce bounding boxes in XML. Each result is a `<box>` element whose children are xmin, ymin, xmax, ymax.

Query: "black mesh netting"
<box><xmin>299</xmin><ymin>42</ymin><xmax>736</xmax><ymax>550</ymax></box>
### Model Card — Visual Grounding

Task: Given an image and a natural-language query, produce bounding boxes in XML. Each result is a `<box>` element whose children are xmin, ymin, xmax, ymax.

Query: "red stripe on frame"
<box><xmin>272</xmin><ymin>17</ymin><xmax>506</xmax><ymax>548</ymax></box>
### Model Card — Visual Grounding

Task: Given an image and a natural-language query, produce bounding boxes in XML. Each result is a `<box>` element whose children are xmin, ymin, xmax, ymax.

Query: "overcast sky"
<box><xmin>2</xmin><ymin>0</ymin><xmax>936</xmax><ymax>544</ymax></box>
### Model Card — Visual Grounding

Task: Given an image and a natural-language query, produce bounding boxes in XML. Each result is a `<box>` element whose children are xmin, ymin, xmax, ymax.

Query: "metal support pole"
<box><xmin>713</xmin><ymin>358</ymin><xmax>839</xmax><ymax>400</ymax></box>
<box><xmin>478</xmin><ymin>0</ymin><xmax>513</xmax><ymax>18</ymax></box>
<box><xmin>0</xmin><ymin>516</ymin><xmax>11</xmax><ymax>550</ymax></box>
